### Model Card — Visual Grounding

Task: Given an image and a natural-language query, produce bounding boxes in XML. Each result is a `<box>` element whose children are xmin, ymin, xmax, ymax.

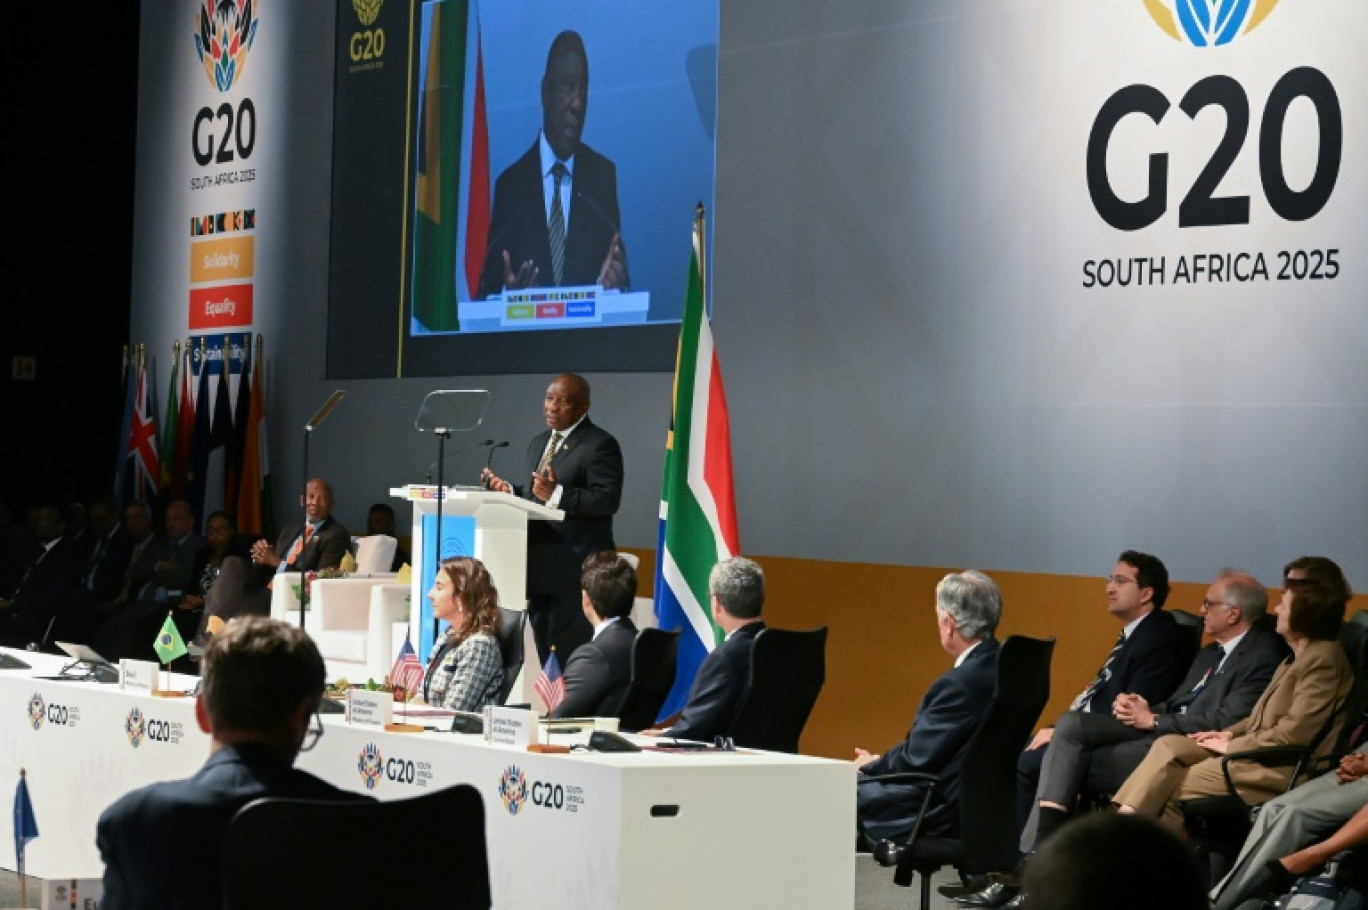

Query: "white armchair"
<box><xmin>269</xmin><ymin>576</ymin><xmax>410</xmax><ymax>682</ymax></box>
<box><xmin>352</xmin><ymin>535</ymin><xmax>399</xmax><ymax>575</ymax></box>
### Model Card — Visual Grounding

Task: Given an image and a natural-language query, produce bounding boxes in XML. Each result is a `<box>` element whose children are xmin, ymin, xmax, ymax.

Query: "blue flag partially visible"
<box><xmin>13</xmin><ymin>771</ymin><xmax>38</xmax><ymax>867</ymax></box>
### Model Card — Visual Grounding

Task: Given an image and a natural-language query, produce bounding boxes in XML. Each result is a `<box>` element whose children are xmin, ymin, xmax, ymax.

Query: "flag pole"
<box><xmin>17</xmin><ymin>767</ymin><xmax>28</xmax><ymax>909</ymax></box>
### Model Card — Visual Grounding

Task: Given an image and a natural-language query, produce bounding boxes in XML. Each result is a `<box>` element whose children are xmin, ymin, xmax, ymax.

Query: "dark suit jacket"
<box><xmin>1080</xmin><ymin>608</ymin><xmax>1194</xmax><ymax>713</ymax></box>
<box><xmin>0</xmin><ymin>538</ymin><xmax>78</xmax><ymax>644</ymax></box>
<box><xmin>859</xmin><ymin>638</ymin><xmax>1001</xmax><ymax>840</ymax></box>
<box><xmin>667</xmin><ymin>621</ymin><xmax>765</xmax><ymax>742</ymax></box>
<box><xmin>518</xmin><ymin>418</ymin><xmax>623</xmax><ymax>597</ymax></box>
<box><xmin>136</xmin><ymin>534</ymin><xmax>206</xmax><ymax>604</ymax></box>
<box><xmin>477</xmin><ymin>139</ymin><xmax>622</xmax><ymax>298</ymax></box>
<box><xmin>254</xmin><ymin>517</ymin><xmax>351</xmax><ymax>585</ymax></box>
<box><xmin>1154</xmin><ymin>627</ymin><xmax>1285</xmax><ymax>734</ymax></box>
<box><xmin>97</xmin><ymin>742</ymin><xmax>368</xmax><ymax>910</ymax></box>
<box><xmin>1045</xmin><ymin>627</ymin><xmax>1288</xmax><ymax>797</ymax></box>
<box><xmin>551</xmin><ymin>617</ymin><xmax>638</xmax><ymax>719</ymax></box>
<box><xmin>83</xmin><ymin>526</ymin><xmax>134</xmax><ymax>602</ymax></box>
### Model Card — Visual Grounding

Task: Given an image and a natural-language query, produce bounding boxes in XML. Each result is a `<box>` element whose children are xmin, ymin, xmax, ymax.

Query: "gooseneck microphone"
<box><xmin>485</xmin><ymin>441</ymin><xmax>509</xmax><ymax>470</ymax></box>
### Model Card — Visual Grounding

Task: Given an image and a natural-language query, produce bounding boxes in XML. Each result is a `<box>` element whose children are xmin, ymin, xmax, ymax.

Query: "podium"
<box><xmin>389</xmin><ymin>485</ymin><xmax>563</xmax><ymax>693</ymax></box>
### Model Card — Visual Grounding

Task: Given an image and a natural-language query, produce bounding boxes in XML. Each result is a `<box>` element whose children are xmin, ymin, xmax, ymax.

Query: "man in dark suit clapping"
<box><xmin>550</xmin><ymin>551</ymin><xmax>639</xmax><ymax>719</ymax></box>
<box><xmin>483</xmin><ymin>374</ymin><xmax>623</xmax><ymax>661</ymax></box>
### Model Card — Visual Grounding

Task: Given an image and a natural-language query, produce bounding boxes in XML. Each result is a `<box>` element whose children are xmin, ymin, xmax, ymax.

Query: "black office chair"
<box><xmin>867</xmin><ymin>635</ymin><xmax>1055</xmax><ymax>910</ymax></box>
<box><xmin>1171</xmin><ymin>607</ymin><xmax>1206</xmax><ymax>656</ymax></box>
<box><xmin>616</xmin><ymin>627</ymin><xmax>680</xmax><ymax>732</ymax></box>
<box><xmin>726</xmin><ymin>626</ymin><xmax>828</xmax><ymax>753</ymax></box>
<box><xmin>223</xmin><ymin>784</ymin><xmax>490</xmax><ymax>909</ymax></box>
<box><xmin>494</xmin><ymin>606</ymin><xmax>527</xmax><ymax>704</ymax></box>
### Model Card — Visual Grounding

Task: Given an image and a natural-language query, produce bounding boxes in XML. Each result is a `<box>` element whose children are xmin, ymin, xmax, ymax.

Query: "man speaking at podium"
<box><xmin>476</xmin><ymin>29</ymin><xmax>629</xmax><ymax>298</ymax></box>
<box><xmin>482</xmin><ymin>374</ymin><xmax>623</xmax><ymax>662</ymax></box>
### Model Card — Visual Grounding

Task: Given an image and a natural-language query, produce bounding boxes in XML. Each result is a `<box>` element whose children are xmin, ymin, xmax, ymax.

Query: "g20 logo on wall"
<box><xmin>349</xmin><ymin>0</ymin><xmax>387</xmax><ymax>68</ymax></box>
<box><xmin>1142</xmin><ymin>0</ymin><xmax>1282</xmax><ymax>48</ymax></box>
<box><xmin>194</xmin><ymin>0</ymin><xmax>261</xmax><ymax>92</ymax></box>
<box><xmin>191</xmin><ymin>0</ymin><xmax>260</xmax><ymax>176</ymax></box>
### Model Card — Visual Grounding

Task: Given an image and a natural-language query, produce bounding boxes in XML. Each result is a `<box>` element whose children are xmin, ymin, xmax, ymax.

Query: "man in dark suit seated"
<box><xmin>642</xmin><ymin>557</ymin><xmax>766</xmax><ymax>743</ymax></box>
<box><xmin>1021</xmin><ymin>570</ymin><xmax>1285</xmax><ymax>854</ymax></box>
<box><xmin>476</xmin><ymin>30</ymin><xmax>628</xmax><ymax>298</ymax></box>
<box><xmin>1015</xmin><ymin>550</ymin><xmax>1192</xmax><ymax>822</ymax></box>
<box><xmin>97</xmin><ymin>499</ymin><xmax>205</xmax><ymax>660</ymax></box>
<box><xmin>551</xmin><ymin>551</ymin><xmax>638</xmax><ymax>719</ymax></box>
<box><xmin>97</xmin><ymin>616</ymin><xmax>367</xmax><ymax>909</ymax></box>
<box><xmin>854</xmin><ymin>570</ymin><xmax>1003</xmax><ymax>842</ymax></box>
<box><xmin>482</xmin><ymin>374</ymin><xmax>623</xmax><ymax>662</ymax></box>
<box><xmin>199</xmin><ymin>478</ymin><xmax>350</xmax><ymax>636</ymax></box>
<box><xmin>0</xmin><ymin>503</ymin><xmax>78</xmax><ymax>648</ymax></box>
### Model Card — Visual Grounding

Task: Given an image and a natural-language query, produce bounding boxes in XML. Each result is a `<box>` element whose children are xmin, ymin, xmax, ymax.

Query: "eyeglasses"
<box><xmin>301</xmin><ymin>711</ymin><xmax>324</xmax><ymax>752</ymax></box>
<box><xmin>1104</xmin><ymin>575</ymin><xmax>1138</xmax><ymax>586</ymax></box>
<box><xmin>1201</xmin><ymin>599</ymin><xmax>1234</xmax><ymax>611</ymax></box>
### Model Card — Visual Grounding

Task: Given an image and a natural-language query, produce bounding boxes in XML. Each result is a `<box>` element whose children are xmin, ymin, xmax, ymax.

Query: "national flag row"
<box><xmin>114</xmin><ymin>334</ymin><xmax>275</xmax><ymax>537</ymax></box>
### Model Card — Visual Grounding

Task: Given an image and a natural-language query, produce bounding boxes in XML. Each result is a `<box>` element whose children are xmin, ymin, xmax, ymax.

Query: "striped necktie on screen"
<box><xmin>548</xmin><ymin>162</ymin><xmax>568</xmax><ymax>285</ymax></box>
<box><xmin>1071</xmin><ymin>632</ymin><xmax>1126</xmax><ymax>711</ymax></box>
<box><xmin>536</xmin><ymin>431</ymin><xmax>564</xmax><ymax>475</ymax></box>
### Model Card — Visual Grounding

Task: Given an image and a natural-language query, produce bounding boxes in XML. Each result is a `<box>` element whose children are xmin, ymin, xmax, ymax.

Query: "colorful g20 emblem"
<box><xmin>358</xmin><ymin>742</ymin><xmax>383</xmax><ymax>790</ymax></box>
<box><xmin>1142</xmin><ymin>0</ymin><xmax>1284</xmax><ymax>47</ymax></box>
<box><xmin>126</xmin><ymin>707</ymin><xmax>147</xmax><ymax>748</ymax></box>
<box><xmin>498</xmin><ymin>765</ymin><xmax>529</xmax><ymax>816</ymax></box>
<box><xmin>27</xmin><ymin>693</ymin><xmax>45</xmax><ymax>730</ymax></box>
<box><xmin>194</xmin><ymin>0</ymin><xmax>261</xmax><ymax>92</ymax></box>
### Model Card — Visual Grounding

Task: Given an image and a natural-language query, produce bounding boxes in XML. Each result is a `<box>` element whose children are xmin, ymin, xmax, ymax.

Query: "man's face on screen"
<box><xmin>541</xmin><ymin>42</ymin><xmax>588</xmax><ymax>161</ymax></box>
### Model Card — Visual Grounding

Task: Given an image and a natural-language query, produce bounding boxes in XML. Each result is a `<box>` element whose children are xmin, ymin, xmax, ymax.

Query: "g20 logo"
<box><xmin>27</xmin><ymin>693</ymin><xmax>45</xmax><ymax>730</ymax></box>
<box><xmin>358</xmin><ymin>743</ymin><xmax>383</xmax><ymax>790</ymax></box>
<box><xmin>1142</xmin><ymin>0</ymin><xmax>1283</xmax><ymax>48</ymax></box>
<box><xmin>350</xmin><ymin>0</ymin><xmax>386</xmax><ymax>64</ymax></box>
<box><xmin>1088</xmin><ymin>67</ymin><xmax>1341</xmax><ymax>231</ymax></box>
<box><xmin>126</xmin><ymin>708</ymin><xmax>146</xmax><ymax>748</ymax></box>
<box><xmin>194</xmin><ymin>0</ymin><xmax>261</xmax><ymax>92</ymax></box>
<box><xmin>498</xmin><ymin>765</ymin><xmax>528</xmax><ymax>816</ymax></box>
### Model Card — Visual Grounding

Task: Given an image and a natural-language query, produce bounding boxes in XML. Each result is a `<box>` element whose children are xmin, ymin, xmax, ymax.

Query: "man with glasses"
<box><xmin>97</xmin><ymin>617</ymin><xmax>366</xmax><ymax>908</ymax></box>
<box><xmin>956</xmin><ymin>550</ymin><xmax>1193</xmax><ymax>908</ymax></box>
<box><xmin>1020</xmin><ymin>571</ymin><xmax>1285</xmax><ymax>856</ymax></box>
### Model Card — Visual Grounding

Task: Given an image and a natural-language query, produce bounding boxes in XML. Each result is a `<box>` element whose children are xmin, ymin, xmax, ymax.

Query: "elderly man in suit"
<box><xmin>200</xmin><ymin>478</ymin><xmax>350</xmax><ymax>636</ymax></box>
<box><xmin>550</xmin><ymin>551</ymin><xmax>639</xmax><ymax>719</ymax></box>
<box><xmin>1113</xmin><ymin>571</ymin><xmax>1354</xmax><ymax>828</ymax></box>
<box><xmin>855</xmin><ymin>569</ymin><xmax>1004</xmax><ymax>843</ymax></box>
<box><xmin>641</xmin><ymin>557</ymin><xmax>766</xmax><ymax>743</ymax></box>
<box><xmin>97</xmin><ymin>616</ymin><xmax>367</xmax><ymax>908</ymax></box>
<box><xmin>1021</xmin><ymin>570</ymin><xmax>1285</xmax><ymax>853</ymax></box>
<box><xmin>482</xmin><ymin>374</ymin><xmax>623</xmax><ymax>661</ymax></box>
<box><xmin>476</xmin><ymin>30</ymin><xmax>628</xmax><ymax>298</ymax></box>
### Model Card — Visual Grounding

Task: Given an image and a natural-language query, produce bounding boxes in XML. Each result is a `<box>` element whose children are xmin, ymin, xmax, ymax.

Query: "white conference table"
<box><xmin>0</xmin><ymin>648</ymin><xmax>854</xmax><ymax>909</ymax></box>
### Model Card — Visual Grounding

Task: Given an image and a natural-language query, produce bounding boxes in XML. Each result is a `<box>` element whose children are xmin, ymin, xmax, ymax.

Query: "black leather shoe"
<box><xmin>952</xmin><ymin>882</ymin><xmax>1021</xmax><ymax>908</ymax></box>
<box><xmin>939</xmin><ymin>874</ymin><xmax>991</xmax><ymax>899</ymax></box>
<box><xmin>1002</xmin><ymin>893</ymin><xmax>1026</xmax><ymax>909</ymax></box>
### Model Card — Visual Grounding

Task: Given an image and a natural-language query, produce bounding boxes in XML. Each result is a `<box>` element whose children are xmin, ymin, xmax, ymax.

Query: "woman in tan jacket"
<box><xmin>1113</xmin><ymin>572</ymin><xmax>1353</xmax><ymax>829</ymax></box>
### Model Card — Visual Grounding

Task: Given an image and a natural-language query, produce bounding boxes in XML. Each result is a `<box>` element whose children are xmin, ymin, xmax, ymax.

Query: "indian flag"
<box><xmin>653</xmin><ymin>218</ymin><xmax>739</xmax><ymax>720</ymax></box>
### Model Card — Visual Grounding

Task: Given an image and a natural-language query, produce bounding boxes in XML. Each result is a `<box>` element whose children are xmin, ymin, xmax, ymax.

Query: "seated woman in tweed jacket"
<box><xmin>422</xmin><ymin>556</ymin><xmax>504</xmax><ymax>712</ymax></box>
